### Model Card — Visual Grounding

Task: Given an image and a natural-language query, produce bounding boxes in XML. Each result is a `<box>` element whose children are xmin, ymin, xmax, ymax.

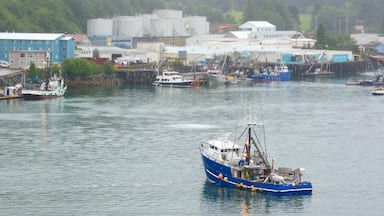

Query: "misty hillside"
<box><xmin>0</xmin><ymin>0</ymin><xmax>383</xmax><ymax>34</ymax></box>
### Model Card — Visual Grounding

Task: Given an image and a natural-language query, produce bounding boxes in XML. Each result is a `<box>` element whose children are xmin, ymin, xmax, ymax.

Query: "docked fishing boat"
<box><xmin>207</xmin><ymin>67</ymin><xmax>238</xmax><ymax>86</ymax></box>
<box><xmin>206</xmin><ymin>55</ymin><xmax>238</xmax><ymax>86</ymax></box>
<box><xmin>153</xmin><ymin>70</ymin><xmax>193</xmax><ymax>87</ymax></box>
<box><xmin>345</xmin><ymin>77</ymin><xmax>384</xmax><ymax>86</ymax></box>
<box><xmin>22</xmin><ymin>53</ymin><xmax>67</xmax><ymax>100</ymax></box>
<box><xmin>372</xmin><ymin>88</ymin><xmax>384</xmax><ymax>95</ymax></box>
<box><xmin>200</xmin><ymin>113</ymin><xmax>312</xmax><ymax>195</ymax></box>
<box><xmin>347</xmin><ymin>69</ymin><xmax>384</xmax><ymax>86</ymax></box>
<box><xmin>22</xmin><ymin>75</ymin><xmax>67</xmax><ymax>100</ymax></box>
<box><xmin>248</xmin><ymin>65</ymin><xmax>292</xmax><ymax>82</ymax></box>
<box><xmin>207</xmin><ymin>66</ymin><xmax>227</xmax><ymax>86</ymax></box>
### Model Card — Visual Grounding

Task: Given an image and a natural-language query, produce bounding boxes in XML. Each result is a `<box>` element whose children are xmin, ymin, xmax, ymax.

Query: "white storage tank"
<box><xmin>183</xmin><ymin>16</ymin><xmax>210</xmax><ymax>36</ymax></box>
<box><xmin>142</xmin><ymin>14</ymin><xmax>158</xmax><ymax>37</ymax></box>
<box><xmin>151</xmin><ymin>19</ymin><xmax>173</xmax><ymax>37</ymax></box>
<box><xmin>151</xmin><ymin>9</ymin><xmax>184</xmax><ymax>37</ymax></box>
<box><xmin>87</xmin><ymin>18</ymin><xmax>113</xmax><ymax>36</ymax></box>
<box><xmin>113</xmin><ymin>16</ymin><xmax>143</xmax><ymax>37</ymax></box>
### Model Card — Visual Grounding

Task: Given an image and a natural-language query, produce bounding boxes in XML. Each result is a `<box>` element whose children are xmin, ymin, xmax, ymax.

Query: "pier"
<box><xmin>1</xmin><ymin>61</ymin><xmax>368</xmax><ymax>89</ymax></box>
<box><xmin>65</xmin><ymin>60</ymin><xmax>366</xmax><ymax>87</ymax></box>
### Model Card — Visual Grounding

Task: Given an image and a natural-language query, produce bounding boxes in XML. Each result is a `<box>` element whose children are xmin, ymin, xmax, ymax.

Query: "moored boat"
<box><xmin>199</xmin><ymin>112</ymin><xmax>312</xmax><ymax>195</ymax></box>
<box><xmin>153</xmin><ymin>70</ymin><xmax>193</xmax><ymax>88</ymax></box>
<box><xmin>303</xmin><ymin>68</ymin><xmax>334</xmax><ymax>77</ymax></box>
<box><xmin>372</xmin><ymin>88</ymin><xmax>384</xmax><ymax>95</ymax></box>
<box><xmin>206</xmin><ymin>55</ymin><xmax>238</xmax><ymax>86</ymax></box>
<box><xmin>207</xmin><ymin>67</ymin><xmax>238</xmax><ymax>86</ymax></box>
<box><xmin>22</xmin><ymin>76</ymin><xmax>67</xmax><ymax>100</ymax></box>
<box><xmin>248</xmin><ymin>65</ymin><xmax>292</xmax><ymax>82</ymax></box>
<box><xmin>0</xmin><ymin>84</ymin><xmax>22</xmax><ymax>100</ymax></box>
<box><xmin>207</xmin><ymin>66</ymin><xmax>227</xmax><ymax>86</ymax></box>
<box><xmin>21</xmin><ymin>52</ymin><xmax>67</xmax><ymax>100</ymax></box>
<box><xmin>347</xmin><ymin>69</ymin><xmax>384</xmax><ymax>86</ymax></box>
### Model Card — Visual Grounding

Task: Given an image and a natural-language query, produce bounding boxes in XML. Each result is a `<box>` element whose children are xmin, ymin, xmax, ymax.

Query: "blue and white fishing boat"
<box><xmin>248</xmin><ymin>65</ymin><xmax>292</xmax><ymax>82</ymax></box>
<box><xmin>199</xmin><ymin>112</ymin><xmax>312</xmax><ymax>195</ymax></box>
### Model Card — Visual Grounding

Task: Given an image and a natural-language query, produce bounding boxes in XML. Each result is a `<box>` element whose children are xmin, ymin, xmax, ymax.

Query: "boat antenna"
<box><xmin>221</xmin><ymin>53</ymin><xmax>228</xmax><ymax>73</ymax></box>
<box><xmin>45</xmin><ymin>52</ymin><xmax>51</xmax><ymax>91</ymax></box>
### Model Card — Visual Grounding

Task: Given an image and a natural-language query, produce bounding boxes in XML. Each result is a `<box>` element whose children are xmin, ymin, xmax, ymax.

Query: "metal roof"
<box><xmin>239</xmin><ymin>21</ymin><xmax>276</xmax><ymax>29</ymax></box>
<box><xmin>60</xmin><ymin>36</ymin><xmax>74</xmax><ymax>41</ymax></box>
<box><xmin>224</xmin><ymin>31</ymin><xmax>250</xmax><ymax>39</ymax></box>
<box><xmin>0</xmin><ymin>32</ymin><xmax>65</xmax><ymax>40</ymax></box>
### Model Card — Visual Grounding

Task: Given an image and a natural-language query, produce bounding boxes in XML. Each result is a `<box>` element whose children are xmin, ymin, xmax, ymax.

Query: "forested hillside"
<box><xmin>0</xmin><ymin>0</ymin><xmax>384</xmax><ymax>34</ymax></box>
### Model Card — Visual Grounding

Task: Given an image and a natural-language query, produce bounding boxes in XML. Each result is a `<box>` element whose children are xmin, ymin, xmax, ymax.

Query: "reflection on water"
<box><xmin>202</xmin><ymin>181</ymin><xmax>311</xmax><ymax>215</ymax></box>
<box><xmin>1</xmin><ymin>80</ymin><xmax>383</xmax><ymax>215</ymax></box>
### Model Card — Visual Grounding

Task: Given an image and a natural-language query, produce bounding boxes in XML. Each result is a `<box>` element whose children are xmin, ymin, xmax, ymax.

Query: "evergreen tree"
<box><xmin>315</xmin><ymin>24</ymin><xmax>327</xmax><ymax>49</ymax></box>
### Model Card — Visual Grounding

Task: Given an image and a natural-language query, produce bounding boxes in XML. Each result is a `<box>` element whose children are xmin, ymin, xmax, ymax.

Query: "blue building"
<box><xmin>0</xmin><ymin>32</ymin><xmax>75</xmax><ymax>69</ymax></box>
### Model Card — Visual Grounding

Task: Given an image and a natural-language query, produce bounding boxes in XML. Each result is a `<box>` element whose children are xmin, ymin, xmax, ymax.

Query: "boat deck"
<box><xmin>0</xmin><ymin>95</ymin><xmax>22</xmax><ymax>100</ymax></box>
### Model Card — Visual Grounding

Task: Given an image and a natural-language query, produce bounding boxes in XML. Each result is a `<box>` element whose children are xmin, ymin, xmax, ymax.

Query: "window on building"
<box><xmin>20</xmin><ymin>53</ymin><xmax>25</xmax><ymax>57</ymax></box>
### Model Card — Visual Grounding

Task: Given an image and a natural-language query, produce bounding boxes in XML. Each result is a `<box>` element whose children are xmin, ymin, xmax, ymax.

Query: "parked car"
<box><xmin>0</xmin><ymin>60</ymin><xmax>10</xmax><ymax>68</ymax></box>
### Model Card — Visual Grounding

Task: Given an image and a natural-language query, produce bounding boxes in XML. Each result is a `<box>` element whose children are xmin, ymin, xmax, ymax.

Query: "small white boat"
<box><xmin>152</xmin><ymin>70</ymin><xmax>193</xmax><ymax>88</ymax></box>
<box><xmin>0</xmin><ymin>84</ymin><xmax>22</xmax><ymax>100</ymax></box>
<box><xmin>372</xmin><ymin>88</ymin><xmax>384</xmax><ymax>95</ymax></box>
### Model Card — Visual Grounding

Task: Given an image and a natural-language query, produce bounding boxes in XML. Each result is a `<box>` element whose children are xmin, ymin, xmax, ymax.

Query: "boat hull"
<box><xmin>23</xmin><ymin>94</ymin><xmax>65</xmax><ymax>100</ymax></box>
<box><xmin>22</xmin><ymin>87</ymin><xmax>67</xmax><ymax>100</ymax></box>
<box><xmin>152</xmin><ymin>81</ymin><xmax>192</xmax><ymax>88</ymax></box>
<box><xmin>249</xmin><ymin>71</ymin><xmax>292</xmax><ymax>82</ymax></box>
<box><xmin>207</xmin><ymin>73</ymin><xmax>226</xmax><ymax>86</ymax></box>
<box><xmin>372</xmin><ymin>89</ymin><xmax>384</xmax><ymax>95</ymax></box>
<box><xmin>200</xmin><ymin>152</ymin><xmax>312</xmax><ymax>195</ymax></box>
<box><xmin>302</xmin><ymin>72</ymin><xmax>334</xmax><ymax>77</ymax></box>
<box><xmin>360</xmin><ymin>81</ymin><xmax>384</xmax><ymax>86</ymax></box>
<box><xmin>0</xmin><ymin>95</ymin><xmax>22</xmax><ymax>100</ymax></box>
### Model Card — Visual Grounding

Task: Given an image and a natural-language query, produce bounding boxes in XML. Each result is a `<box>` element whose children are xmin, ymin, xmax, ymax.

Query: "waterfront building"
<box><xmin>0</xmin><ymin>32</ymin><xmax>75</xmax><ymax>69</ymax></box>
<box><xmin>66</xmin><ymin>34</ymin><xmax>92</xmax><ymax>47</ymax></box>
<box><xmin>164</xmin><ymin>20</ymin><xmax>350</xmax><ymax>65</ymax></box>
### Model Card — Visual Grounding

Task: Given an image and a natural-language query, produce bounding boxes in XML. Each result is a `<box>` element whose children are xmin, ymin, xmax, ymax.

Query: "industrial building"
<box><xmin>0</xmin><ymin>32</ymin><xmax>75</xmax><ymax>69</ymax></box>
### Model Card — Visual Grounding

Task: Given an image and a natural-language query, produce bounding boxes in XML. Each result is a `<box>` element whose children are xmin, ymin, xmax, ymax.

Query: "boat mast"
<box><xmin>250</xmin><ymin>130</ymin><xmax>270</xmax><ymax>167</ymax></box>
<box><xmin>245</xmin><ymin>127</ymin><xmax>251</xmax><ymax>165</ymax></box>
<box><xmin>239</xmin><ymin>112</ymin><xmax>270</xmax><ymax>167</ymax></box>
<box><xmin>45</xmin><ymin>52</ymin><xmax>51</xmax><ymax>90</ymax></box>
<box><xmin>221</xmin><ymin>54</ymin><xmax>228</xmax><ymax>74</ymax></box>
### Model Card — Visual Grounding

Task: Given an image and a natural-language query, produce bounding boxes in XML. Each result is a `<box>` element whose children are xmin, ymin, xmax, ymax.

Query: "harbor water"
<box><xmin>1</xmin><ymin>79</ymin><xmax>383</xmax><ymax>215</ymax></box>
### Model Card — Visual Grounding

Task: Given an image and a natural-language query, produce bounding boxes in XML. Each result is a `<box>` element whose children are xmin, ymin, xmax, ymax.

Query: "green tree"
<box><xmin>51</xmin><ymin>64</ymin><xmax>61</xmax><ymax>76</ymax></box>
<box><xmin>27</xmin><ymin>62</ymin><xmax>39</xmax><ymax>78</ymax></box>
<box><xmin>93</xmin><ymin>49</ymin><xmax>100</xmax><ymax>58</ymax></box>
<box><xmin>61</xmin><ymin>58</ymin><xmax>105</xmax><ymax>78</ymax></box>
<box><xmin>103</xmin><ymin>61</ymin><xmax>114</xmax><ymax>75</ymax></box>
<box><xmin>243</xmin><ymin>0</ymin><xmax>257</xmax><ymax>22</ymax></box>
<box><xmin>315</xmin><ymin>24</ymin><xmax>327</xmax><ymax>49</ymax></box>
<box><xmin>289</xmin><ymin>5</ymin><xmax>300</xmax><ymax>28</ymax></box>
